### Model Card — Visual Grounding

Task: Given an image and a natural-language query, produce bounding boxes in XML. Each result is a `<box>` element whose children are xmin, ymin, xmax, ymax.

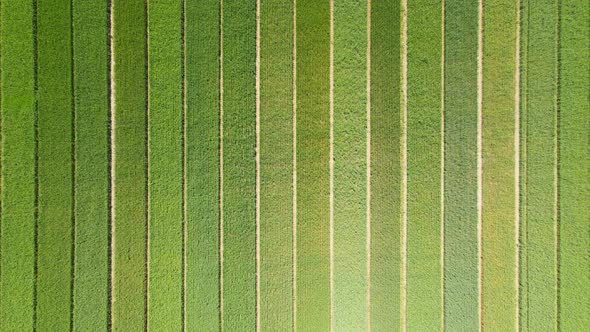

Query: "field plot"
<box><xmin>0</xmin><ymin>1</ymin><xmax>36</xmax><ymax>330</ymax></box>
<box><xmin>405</xmin><ymin>0</ymin><xmax>443</xmax><ymax>330</ymax></box>
<box><xmin>519</xmin><ymin>0</ymin><xmax>559</xmax><ymax>330</ymax></box>
<box><xmin>0</xmin><ymin>1</ymin><xmax>587</xmax><ymax>331</ymax></box>
<box><xmin>72</xmin><ymin>0</ymin><xmax>110</xmax><ymax>330</ymax></box>
<box><xmin>259</xmin><ymin>0</ymin><xmax>294</xmax><ymax>330</ymax></box>
<box><xmin>481</xmin><ymin>0</ymin><xmax>519</xmax><ymax>330</ymax></box>
<box><xmin>369</xmin><ymin>0</ymin><xmax>402</xmax><ymax>330</ymax></box>
<box><xmin>185</xmin><ymin>0</ymin><xmax>220</xmax><ymax>330</ymax></box>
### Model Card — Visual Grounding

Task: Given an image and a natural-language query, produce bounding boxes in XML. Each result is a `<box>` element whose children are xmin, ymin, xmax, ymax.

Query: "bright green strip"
<box><xmin>295</xmin><ymin>0</ymin><xmax>330</xmax><ymax>330</ymax></box>
<box><xmin>406</xmin><ymin>1</ymin><xmax>443</xmax><ymax>330</ymax></box>
<box><xmin>333</xmin><ymin>0</ymin><xmax>367</xmax><ymax>329</ymax></box>
<box><xmin>147</xmin><ymin>0</ymin><xmax>184</xmax><ymax>329</ymax></box>
<box><xmin>519</xmin><ymin>0</ymin><xmax>559</xmax><ymax>330</ymax></box>
<box><xmin>72</xmin><ymin>0</ymin><xmax>110</xmax><ymax>330</ymax></box>
<box><xmin>259</xmin><ymin>0</ymin><xmax>293</xmax><ymax>330</ymax></box>
<box><xmin>222</xmin><ymin>0</ymin><xmax>256</xmax><ymax>329</ymax></box>
<box><xmin>370</xmin><ymin>0</ymin><xmax>402</xmax><ymax>330</ymax></box>
<box><xmin>443</xmin><ymin>0</ymin><xmax>479</xmax><ymax>329</ymax></box>
<box><xmin>113</xmin><ymin>0</ymin><xmax>148</xmax><ymax>329</ymax></box>
<box><xmin>0</xmin><ymin>0</ymin><xmax>36</xmax><ymax>329</ymax></box>
<box><xmin>481</xmin><ymin>1</ymin><xmax>518</xmax><ymax>330</ymax></box>
<box><xmin>185</xmin><ymin>0</ymin><xmax>220</xmax><ymax>330</ymax></box>
<box><xmin>36</xmin><ymin>0</ymin><xmax>74</xmax><ymax>329</ymax></box>
<box><xmin>558</xmin><ymin>0</ymin><xmax>589</xmax><ymax>329</ymax></box>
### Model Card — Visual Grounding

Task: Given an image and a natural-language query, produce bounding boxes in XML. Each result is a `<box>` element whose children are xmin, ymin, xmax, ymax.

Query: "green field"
<box><xmin>0</xmin><ymin>0</ymin><xmax>588</xmax><ymax>330</ymax></box>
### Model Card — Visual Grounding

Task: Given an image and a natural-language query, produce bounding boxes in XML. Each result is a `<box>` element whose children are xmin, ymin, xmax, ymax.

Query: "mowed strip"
<box><xmin>405</xmin><ymin>0</ymin><xmax>443</xmax><ymax>329</ymax></box>
<box><xmin>147</xmin><ymin>0</ymin><xmax>184</xmax><ymax>330</ymax></box>
<box><xmin>370</xmin><ymin>0</ymin><xmax>402</xmax><ymax>330</ymax></box>
<box><xmin>0</xmin><ymin>0</ymin><xmax>36</xmax><ymax>329</ymax></box>
<box><xmin>296</xmin><ymin>0</ymin><xmax>331</xmax><ymax>330</ymax></box>
<box><xmin>112</xmin><ymin>0</ymin><xmax>148</xmax><ymax>329</ymax></box>
<box><xmin>333</xmin><ymin>0</ymin><xmax>367</xmax><ymax>329</ymax></box>
<box><xmin>481</xmin><ymin>0</ymin><xmax>519</xmax><ymax>330</ymax></box>
<box><xmin>558</xmin><ymin>0</ymin><xmax>589</xmax><ymax>329</ymax></box>
<box><xmin>221</xmin><ymin>0</ymin><xmax>257</xmax><ymax>329</ymax></box>
<box><xmin>519</xmin><ymin>0</ymin><xmax>559</xmax><ymax>330</ymax></box>
<box><xmin>185</xmin><ymin>0</ymin><xmax>221</xmax><ymax>330</ymax></box>
<box><xmin>259</xmin><ymin>0</ymin><xmax>294</xmax><ymax>330</ymax></box>
<box><xmin>71</xmin><ymin>0</ymin><xmax>110</xmax><ymax>330</ymax></box>
<box><xmin>443</xmin><ymin>0</ymin><xmax>479</xmax><ymax>329</ymax></box>
<box><xmin>36</xmin><ymin>0</ymin><xmax>74</xmax><ymax>329</ymax></box>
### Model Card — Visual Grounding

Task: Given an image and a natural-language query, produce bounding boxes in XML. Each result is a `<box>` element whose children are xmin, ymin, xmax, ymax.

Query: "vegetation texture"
<box><xmin>0</xmin><ymin>1</ymin><xmax>587</xmax><ymax>331</ymax></box>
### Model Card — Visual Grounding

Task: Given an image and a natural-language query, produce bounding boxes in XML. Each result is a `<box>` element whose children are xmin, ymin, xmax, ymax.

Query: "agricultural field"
<box><xmin>0</xmin><ymin>0</ymin><xmax>588</xmax><ymax>331</ymax></box>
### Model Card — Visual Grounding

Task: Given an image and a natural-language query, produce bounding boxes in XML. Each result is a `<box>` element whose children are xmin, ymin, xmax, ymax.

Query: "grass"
<box><xmin>0</xmin><ymin>0</ymin><xmax>36</xmax><ymax>330</ymax></box>
<box><xmin>112</xmin><ymin>0</ymin><xmax>148</xmax><ymax>330</ymax></box>
<box><xmin>72</xmin><ymin>0</ymin><xmax>110</xmax><ymax>330</ymax></box>
<box><xmin>443</xmin><ymin>0</ymin><xmax>479</xmax><ymax>330</ymax></box>
<box><xmin>295</xmin><ymin>0</ymin><xmax>331</xmax><ymax>330</ymax></box>
<box><xmin>481</xmin><ymin>1</ymin><xmax>519</xmax><ymax>330</ymax></box>
<box><xmin>221</xmin><ymin>0</ymin><xmax>257</xmax><ymax>329</ymax></box>
<box><xmin>406</xmin><ymin>0</ymin><xmax>443</xmax><ymax>330</ymax></box>
<box><xmin>147</xmin><ymin>0</ymin><xmax>184</xmax><ymax>330</ymax></box>
<box><xmin>259</xmin><ymin>0</ymin><xmax>294</xmax><ymax>330</ymax></box>
<box><xmin>333</xmin><ymin>0</ymin><xmax>367</xmax><ymax>329</ymax></box>
<box><xmin>370</xmin><ymin>0</ymin><xmax>402</xmax><ymax>330</ymax></box>
<box><xmin>519</xmin><ymin>0</ymin><xmax>559</xmax><ymax>330</ymax></box>
<box><xmin>35</xmin><ymin>0</ymin><xmax>74</xmax><ymax>329</ymax></box>
<box><xmin>185</xmin><ymin>0</ymin><xmax>220</xmax><ymax>330</ymax></box>
<box><xmin>558</xmin><ymin>0</ymin><xmax>589</xmax><ymax>329</ymax></box>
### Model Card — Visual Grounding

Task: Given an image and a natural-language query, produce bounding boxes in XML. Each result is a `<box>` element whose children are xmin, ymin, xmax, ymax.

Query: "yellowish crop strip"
<box><xmin>514</xmin><ymin>2</ymin><xmax>521</xmax><ymax>329</ymax></box>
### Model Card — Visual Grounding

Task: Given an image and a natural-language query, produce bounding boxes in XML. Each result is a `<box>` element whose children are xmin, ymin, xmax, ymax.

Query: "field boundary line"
<box><xmin>32</xmin><ymin>0</ymin><xmax>40</xmax><ymax>327</ymax></box>
<box><xmin>255</xmin><ymin>0</ymin><xmax>261</xmax><ymax>329</ymax></box>
<box><xmin>554</xmin><ymin>0</ymin><xmax>561</xmax><ymax>328</ymax></box>
<box><xmin>181</xmin><ymin>0</ymin><xmax>188</xmax><ymax>330</ymax></box>
<box><xmin>366</xmin><ymin>0</ymin><xmax>372</xmax><ymax>330</ymax></box>
<box><xmin>292</xmin><ymin>0</ymin><xmax>297</xmax><ymax>330</ymax></box>
<box><xmin>219</xmin><ymin>0</ymin><xmax>225</xmax><ymax>329</ymax></box>
<box><xmin>514</xmin><ymin>1</ymin><xmax>521</xmax><ymax>330</ymax></box>
<box><xmin>440</xmin><ymin>1</ymin><xmax>446</xmax><ymax>330</ymax></box>
<box><xmin>401</xmin><ymin>0</ymin><xmax>408</xmax><ymax>330</ymax></box>
<box><xmin>145</xmin><ymin>0</ymin><xmax>151</xmax><ymax>329</ymax></box>
<box><xmin>109</xmin><ymin>0</ymin><xmax>116</xmax><ymax>328</ymax></box>
<box><xmin>329</xmin><ymin>0</ymin><xmax>335</xmax><ymax>330</ymax></box>
<box><xmin>69</xmin><ymin>0</ymin><xmax>77</xmax><ymax>328</ymax></box>
<box><xmin>477</xmin><ymin>0</ymin><xmax>484</xmax><ymax>330</ymax></box>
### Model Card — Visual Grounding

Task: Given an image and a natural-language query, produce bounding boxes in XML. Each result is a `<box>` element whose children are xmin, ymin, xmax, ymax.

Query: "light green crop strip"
<box><xmin>0</xmin><ymin>0</ymin><xmax>36</xmax><ymax>330</ymax></box>
<box><xmin>370</xmin><ymin>0</ymin><xmax>402</xmax><ymax>330</ymax></box>
<box><xmin>296</xmin><ymin>0</ymin><xmax>331</xmax><ymax>330</ymax></box>
<box><xmin>36</xmin><ymin>0</ymin><xmax>74</xmax><ymax>329</ymax></box>
<box><xmin>185</xmin><ymin>0</ymin><xmax>220</xmax><ymax>330</ymax></box>
<box><xmin>221</xmin><ymin>0</ymin><xmax>257</xmax><ymax>330</ymax></box>
<box><xmin>481</xmin><ymin>0</ymin><xmax>519</xmax><ymax>330</ymax></box>
<box><xmin>519</xmin><ymin>0</ymin><xmax>559</xmax><ymax>330</ymax></box>
<box><xmin>443</xmin><ymin>0</ymin><xmax>480</xmax><ymax>330</ymax></box>
<box><xmin>333</xmin><ymin>0</ymin><xmax>367</xmax><ymax>329</ymax></box>
<box><xmin>406</xmin><ymin>0</ymin><xmax>443</xmax><ymax>330</ymax></box>
<box><xmin>558</xmin><ymin>0</ymin><xmax>589</xmax><ymax>329</ymax></box>
<box><xmin>147</xmin><ymin>0</ymin><xmax>184</xmax><ymax>330</ymax></box>
<box><xmin>72</xmin><ymin>0</ymin><xmax>110</xmax><ymax>330</ymax></box>
<box><xmin>112</xmin><ymin>0</ymin><xmax>148</xmax><ymax>329</ymax></box>
<box><xmin>259</xmin><ymin>0</ymin><xmax>294</xmax><ymax>330</ymax></box>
